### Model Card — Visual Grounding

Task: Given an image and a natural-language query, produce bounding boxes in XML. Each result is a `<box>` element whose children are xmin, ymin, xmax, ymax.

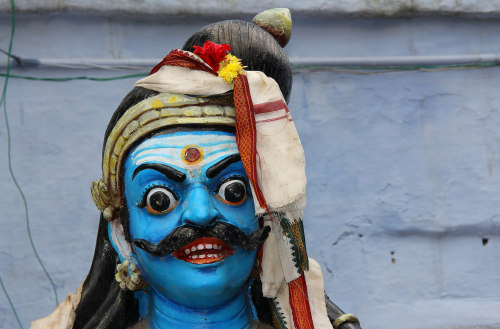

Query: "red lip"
<box><xmin>172</xmin><ymin>237</ymin><xmax>234</xmax><ymax>264</ymax></box>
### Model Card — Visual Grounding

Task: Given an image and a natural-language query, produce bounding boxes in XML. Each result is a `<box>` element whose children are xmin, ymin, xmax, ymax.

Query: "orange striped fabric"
<box><xmin>289</xmin><ymin>274</ymin><xmax>315</xmax><ymax>329</ymax></box>
<box><xmin>233</xmin><ymin>74</ymin><xmax>267</xmax><ymax>209</ymax></box>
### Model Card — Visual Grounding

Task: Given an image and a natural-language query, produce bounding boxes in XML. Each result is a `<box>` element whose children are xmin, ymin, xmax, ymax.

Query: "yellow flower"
<box><xmin>218</xmin><ymin>54</ymin><xmax>244</xmax><ymax>84</ymax></box>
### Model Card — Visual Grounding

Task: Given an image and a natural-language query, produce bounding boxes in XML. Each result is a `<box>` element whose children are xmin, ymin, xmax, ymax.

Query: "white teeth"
<box><xmin>188</xmin><ymin>253</ymin><xmax>223</xmax><ymax>260</ymax></box>
<box><xmin>186</xmin><ymin>244</ymin><xmax>223</xmax><ymax>258</ymax></box>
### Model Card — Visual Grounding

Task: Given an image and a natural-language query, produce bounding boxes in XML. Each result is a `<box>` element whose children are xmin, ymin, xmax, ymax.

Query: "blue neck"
<box><xmin>146</xmin><ymin>285</ymin><xmax>254</xmax><ymax>329</ymax></box>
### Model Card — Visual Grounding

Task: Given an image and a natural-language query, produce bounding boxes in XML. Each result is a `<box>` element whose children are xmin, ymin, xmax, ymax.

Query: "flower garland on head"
<box><xmin>193</xmin><ymin>40</ymin><xmax>245</xmax><ymax>84</ymax></box>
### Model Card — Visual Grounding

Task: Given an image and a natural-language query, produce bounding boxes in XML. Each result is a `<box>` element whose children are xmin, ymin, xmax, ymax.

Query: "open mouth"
<box><xmin>172</xmin><ymin>237</ymin><xmax>234</xmax><ymax>264</ymax></box>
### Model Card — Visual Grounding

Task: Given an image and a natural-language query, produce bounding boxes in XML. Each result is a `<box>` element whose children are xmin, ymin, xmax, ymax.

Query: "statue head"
<box><xmin>71</xmin><ymin>10</ymin><xmax>336</xmax><ymax>329</ymax></box>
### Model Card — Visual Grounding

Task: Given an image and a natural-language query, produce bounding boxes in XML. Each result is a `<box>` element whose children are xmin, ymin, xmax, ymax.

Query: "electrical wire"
<box><xmin>0</xmin><ymin>48</ymin><xmax>22</xmax><ymax>65</ymax></box>
<box><xmin>1</xmin><ymin>62</ymin><xmax>499</xmax><ymax>84</ymax></box>
<box><xmin>0</xmin><ymin>72</ymin><xmax>147</xmax><ymax>81</ymax></box>
<box><xmin>0</xmin><ymin>1</ymin><xmax>58</xmax><ymax>328</ymax></box>
<box><xmin>0</xmin><ymin>3</ymin><xmax>25</xmax><ymax>328</ymax></box>
<box><xmin>0</xmin><ymin>275</ymin><xmax>22</xmax><ymax>329</ymax></box>
<box><xmin>292</xmin><ymin>61</ymin><xmax>500</xmax><ymax>74</ymax></box>
<box><xmin>2</xmin><ymin>50</ymin><xmax>500</xmax><ymax>70</ymax></box>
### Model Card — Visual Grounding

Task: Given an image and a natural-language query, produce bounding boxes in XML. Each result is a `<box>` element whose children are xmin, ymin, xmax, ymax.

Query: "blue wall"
<box><xmin>1</xmin><ymin>14</ymin><xmax>500</xmax><ymax>329</ymax></box>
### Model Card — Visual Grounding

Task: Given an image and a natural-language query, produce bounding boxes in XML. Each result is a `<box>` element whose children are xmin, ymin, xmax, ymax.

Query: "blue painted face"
<box><xmin>122</xmin><ymin>130</ymin><xmax>258</xmax><ymax>309</ymax></box>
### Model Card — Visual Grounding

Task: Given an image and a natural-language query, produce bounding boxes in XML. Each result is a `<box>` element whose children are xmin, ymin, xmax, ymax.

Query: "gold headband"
<box><xmin>91</xmin><ymin>92</ymin><xmax>236</xmax><ymax>220</ymax></box>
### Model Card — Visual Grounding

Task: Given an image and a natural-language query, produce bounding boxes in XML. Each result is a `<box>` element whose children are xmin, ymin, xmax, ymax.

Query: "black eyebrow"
<box><xmin>206</xmin><ymin>154</ymin><xmax>241</xmax><ymax>178</ymax></box>
<box><xmin>133</xmin><ymin>163</ymin><xmax>186</xmax><ymax>182</ymax></box>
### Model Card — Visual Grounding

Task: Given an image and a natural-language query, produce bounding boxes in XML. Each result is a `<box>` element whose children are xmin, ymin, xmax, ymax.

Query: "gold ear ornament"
<box><xmin>115</xmin><ymin>259</ymin><xmax>147</xmax><ymax>291</ymax></box>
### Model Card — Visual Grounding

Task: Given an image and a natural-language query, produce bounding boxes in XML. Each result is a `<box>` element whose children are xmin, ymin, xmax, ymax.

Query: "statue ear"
<box><xmin>109</xmin><ymin>219</ymin><xmax>134</xmax><ymax>261</ymax></box>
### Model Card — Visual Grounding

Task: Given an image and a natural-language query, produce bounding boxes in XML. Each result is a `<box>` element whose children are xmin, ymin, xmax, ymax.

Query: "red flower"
<box><xmin>193</xmin><ymin>40</ymin><xmax>231</xmax><ymax>72</ymax></box>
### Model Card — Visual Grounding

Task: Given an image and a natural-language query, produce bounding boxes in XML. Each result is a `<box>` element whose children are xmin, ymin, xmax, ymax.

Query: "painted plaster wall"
<box><xmin>2</xmin><ymin>0</ymin><xmax>500</xmax><ymax>16</ymax></box>
<box><xmin>1</xmin><ymin>14</ymin><xmax>500</xmax><ymax>329</ymax></box>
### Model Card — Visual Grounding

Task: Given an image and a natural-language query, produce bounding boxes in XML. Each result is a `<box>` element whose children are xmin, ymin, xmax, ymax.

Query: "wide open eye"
<box><xmin>144</xmin><ymin>187</ymin><xmax>178</xmax><ymax>215</ymax></box>
<box><xmin>216</xmin><ymin>179</ymin><xmax>247</xmax><ymax>206</ymax></box>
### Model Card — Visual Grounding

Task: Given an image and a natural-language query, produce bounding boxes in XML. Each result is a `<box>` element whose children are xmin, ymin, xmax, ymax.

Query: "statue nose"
<box><xmin>181</xmin><ymin>185</ymin><xmax>219</xmax><ymax>227</ymax></box>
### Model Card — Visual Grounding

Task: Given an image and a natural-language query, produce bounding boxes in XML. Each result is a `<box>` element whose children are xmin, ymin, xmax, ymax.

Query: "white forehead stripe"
<box><xmin>135</xmin><ymin>133</ymin><xmax>235</xmax><ymax>147</ymax></box>
<box><xmin>131</xmin><ymin>133</ymin><xmax>239</xmax><ymax>169</ymax></box>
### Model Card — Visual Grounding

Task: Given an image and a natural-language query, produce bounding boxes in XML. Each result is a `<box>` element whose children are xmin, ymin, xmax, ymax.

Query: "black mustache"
<box><xmin>134</xmin><ymin>222</ymin><xmax>270</xmax><ymax>257</ymax></box>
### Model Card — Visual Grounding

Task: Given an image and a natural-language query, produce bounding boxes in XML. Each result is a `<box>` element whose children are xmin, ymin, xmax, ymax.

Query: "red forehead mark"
<box><xmin>185</xmin><ymin>148</ymin><xmax>201</xmax><ymax>162</ymax></box>
<box><xmin>181</xmin><ymin>145</ymin><xmax>204</xmax><ymax>165</ymax></box>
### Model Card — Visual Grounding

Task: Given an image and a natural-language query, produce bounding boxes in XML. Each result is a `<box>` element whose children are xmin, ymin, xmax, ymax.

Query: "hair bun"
<box><xmin>252</xmin><ymin>8</ymin><xmax>292</xmax><ymax>48</ymax></box>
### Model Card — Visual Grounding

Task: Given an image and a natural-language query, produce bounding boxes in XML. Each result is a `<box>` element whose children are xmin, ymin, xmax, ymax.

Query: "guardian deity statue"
<box><xmin>31</xmin><ymin>9</ymin><xmax>361</xmax><ymax>329</ymax></box>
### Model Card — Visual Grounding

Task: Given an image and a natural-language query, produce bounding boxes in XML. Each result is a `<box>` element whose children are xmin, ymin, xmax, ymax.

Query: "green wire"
<box><xmin>292</xmin><ymin>61</ymin><xmax>500</xmax><ymax>71</ymax></box>
<box><xmin>1</xmin><ymin>61</ymin><xmax>499</xmax><ymax>83</ymax></box>
<box><xmin>0</xmin><ymin>276</ymin><xmax>22</xmax><ymax>329</ymax></box>
<box><xmin>0</xmin><ymin>72</ymin><xmax>147</xmax><ymax>81</ymax></box>
<box><xmin>1</xmin><ymin>0</ymin><xmax>59</xmax><ymax>327</ymax></box>
<box><xmin>0</xmin><ymin>3</ymin><xmax>25</xmax><ymax>328</ymax></box>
